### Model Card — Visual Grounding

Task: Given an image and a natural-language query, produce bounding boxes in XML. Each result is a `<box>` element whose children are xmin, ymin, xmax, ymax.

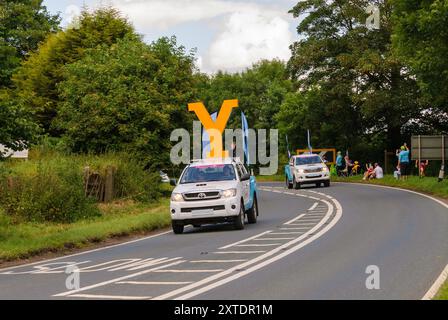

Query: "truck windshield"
<box><xmin>296</xmin><ymin>156</ymin><xmax>322</xmax><ymax>165</ymax></box>
<box><xmin>180</xmin><ymin>164</ymin><xmax>236</xmax><ymax>184</ymax></box>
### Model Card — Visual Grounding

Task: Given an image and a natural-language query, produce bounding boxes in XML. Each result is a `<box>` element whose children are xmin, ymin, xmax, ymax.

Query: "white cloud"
<box><xmin>205</xmin><ymin>10</ymin><xmax>292</xmax><ymax>72</ymax></box>
<box><xmin>112</xmin><ymin>0</ymin><xmax>259</xmax><ymax>29</ymax></box>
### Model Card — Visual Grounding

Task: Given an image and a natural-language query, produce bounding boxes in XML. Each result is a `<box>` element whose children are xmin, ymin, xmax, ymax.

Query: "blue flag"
<box><xmin>241</xmin><ymin>112</ymin><xmax>249</xmax><ymax>164</ymax></box>
<box><xmin>202</xmin><ymin>112</ymin><xmax>217</xmax><ymax>158</ymax></box>
<box><xmin>307</xmin><ymin>129</ymin><xmax>312</xmax><ymax>154</ymax></box>
<box><xmin>286</xmin><ymin>135</ymin><xmax>291</xmax><ymax>159</ymax></box>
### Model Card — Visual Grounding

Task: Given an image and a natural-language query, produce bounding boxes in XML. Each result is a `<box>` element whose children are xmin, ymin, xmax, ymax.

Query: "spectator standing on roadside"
<box><xmin>415</xmin><ymin>159</ymin><xmax>429</xmax><ymax>177</ymax></box>
<box><xmin>398</xmin><ymin>143</ymin><xmax>410</xmax><ymax>180</ymax></box>
<box><xmin>336</xmin><ymin>151</ymin><xmax>344</xmax><ymax>176</ymax></box>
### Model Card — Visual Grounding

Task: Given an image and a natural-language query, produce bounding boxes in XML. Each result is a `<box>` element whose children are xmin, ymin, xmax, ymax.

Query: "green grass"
<box><xmin>332</xmin><ymin>175</ymin><xmax>448</xmax><ymax>199</ymax></box>
<box><xmin>0</xmin><ymin>199</ymin><xmax>170</xmax><ymax>262</ymax></box>
<box><xmin>435</xmin><ymin>281</ymin><xmax>448</xmax><ymax>300</ymax></box>
<box><xmin>256</xmin><ymin>174</ymin><xmax>284</xmax><ymax>182</ymax></box>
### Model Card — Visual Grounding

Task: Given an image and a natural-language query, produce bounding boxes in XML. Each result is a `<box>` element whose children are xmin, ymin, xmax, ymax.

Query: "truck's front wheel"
<box><xmin>234</xmin><ymin>201</ymin><xmax>245</xmax><ymax>230</ymax></box>
<box><xmin>247</xmin><ymin>194</ymin><xmax>258</xmax><ymax>224</ymax></box>
<box><xmin>293</xmin><ymin>177</ymin><xmax>301</xmax><ymax>189</ymax></box>
<box><xmin>172</xmin><ymin>222</ymin><xmax>184</xmax><ymax>234</ymax></box>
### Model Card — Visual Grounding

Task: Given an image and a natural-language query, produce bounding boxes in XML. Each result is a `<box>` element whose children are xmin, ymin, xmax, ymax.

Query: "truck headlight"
<box><xmin>222</xmin><ymin>188</ymin><xmax>237</xmax><ymax>198</ymax></box>
<box><xmin>171</xmin><ymin>193</ymin><xmax>183</xmax><ymax>202</ymax></box>
<box><xmin>322</xmin><ymin>167</ymin><xmax>329</xmax><ymax>172</ymax></box>
<box><xmin>297</xmin><ymin>168</ymin><xmax>304</xmax><ymax>174</ymax></box>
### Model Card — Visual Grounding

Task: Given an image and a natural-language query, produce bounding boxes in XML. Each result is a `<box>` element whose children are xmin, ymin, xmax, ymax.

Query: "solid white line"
<box><xmin>279</xmin><ymin>227</ymin><xmax>310</xmax><ymax>230</ymax></box>
<box><xmin>0</xmin><ymin>230</ymin><xmax>172</xmax><ymax>273</ymax></box>
<box><xmin>308</xmin><ymin>202</ymin><xmax>319</xmax><ymax>210</ymax></box>
<box><xmin>335</xmin><ymin>181</ymin><xmax>448</xmax><ymax>300</ymax></box>
<box><xmin>172</xmin><ymin>197</ymin><xmax>342</xmax><ymax>300</ymax></box>
<box><xmin>153</xmin><ymin>269</ymin><xmax>223</xmax><ymax>273</ymax></box>
<box><xmin>235</xmin><ymin>243</ymin><xmax>281</xmax><ymax>247</ymax></box>
<box><xmin>269</xmin><ymin>232</ymin><xmax>303</xmax><ymax>235</ymax></box>
<box><xmin>116</xmin><ymin>281</ymin><xmax>193</xmax><ymax>285</ymax></box>
<box><xmin>284</xmin><ymin>213</ymin><xmax>306</xmax><ymax>225</ymax></box>
<box><xmin>422</xmin><ymin>264</ymin><xmax>448</xmax><ymax>300</ymax></box>
<box><xmin>54</xmin><ymin>259</ymin><xmax>184</xmax><ymax>297</ymax></box>
<box><xmin>212</xmin><ymin>251</ymin><xmax>266</xmax><ymax>254</ymax></box>
<box><xmin>190</xmin><ymin>260</ymin><xmax>247</xmax><ymax>263</ymax></box>
<box><xmin>287</xmin><ymin>223</ymin><xmax>317</xmax><ymax>226</ymax></box>
<box><xmin>153</xmin><ymin>195</ymin><xmax>340</xmax><ymax>300</ymax></box>
<box><xmin>253</xmin><ymin>237</ymin><xmax>294</xmax><ymax>240</ymax></box>
<box><xmin>69</xmin><ymin>294</ymin><xmax>150</xmax><ymax>300</ymax></box>
<box><xmin>218</xmin><ymin>230</ymin><xmax>272</xmax><ymax>249</ymax></box>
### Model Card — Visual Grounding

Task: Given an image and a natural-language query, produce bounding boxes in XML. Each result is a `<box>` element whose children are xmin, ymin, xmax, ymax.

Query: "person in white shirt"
<box><xmin>372</xmin><ymin>163</ymin><xmax>383</xmax><ymax>179</ymax></box>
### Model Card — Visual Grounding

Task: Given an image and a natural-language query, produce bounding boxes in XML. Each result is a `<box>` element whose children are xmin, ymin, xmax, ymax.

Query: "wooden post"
<box><xmin>104</xmin><ymin>166</ymin><xmax>115</xmax><ymax>203</ymax></box>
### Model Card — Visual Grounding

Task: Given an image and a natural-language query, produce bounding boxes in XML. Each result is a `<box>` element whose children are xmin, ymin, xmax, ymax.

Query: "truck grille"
<box><xmin>183</xmin><ymin>191</ymin><xmax>221</xmax><ymax>201</ymax></box>
<box><xmin>181</xmin><ymin>205</ymin><xmax>225</xmax><ymax>213</ymax></box>
<box><xmin>304</xmin><ymin>168</ymin><xmax>322</xmax><ymax>173</ymax></box>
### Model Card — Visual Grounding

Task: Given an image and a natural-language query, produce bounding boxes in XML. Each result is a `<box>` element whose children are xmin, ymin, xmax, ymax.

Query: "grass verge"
<box><xmin>435</xmin><ymin>281</ymin><xmax>448</xmax><ymax>300</ymax></box>
<box><xmin>0</xmin><ymin>198</ymin><xmax>170</xmax><ymax>262</ymax></box>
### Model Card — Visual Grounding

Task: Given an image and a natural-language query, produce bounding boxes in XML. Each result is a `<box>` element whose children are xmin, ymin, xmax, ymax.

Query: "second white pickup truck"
<box><xmin>285</xmin><ymin>154</ymin><xmax>330</xmax><ymax>189</ymax></box>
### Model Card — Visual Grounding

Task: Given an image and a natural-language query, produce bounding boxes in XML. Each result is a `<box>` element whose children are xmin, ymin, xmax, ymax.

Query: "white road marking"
<box><xmin>253</xmin><ymin>238</ymin><xmax>294</xmax><ymax>240</ymax></box>
<box><xmin>190</xmin><ymin>260</ymin><xmax>247</xmax><ymax>263</ymax></box>
<box><xmin>287</xmin><ymin>223</ymin><xmax>317</xmax><ymax>226</ymax></box>
<box><xmin>158</xmin><ymin>196</ymin><xmax>342</xmax><ymax>300</ymax></box>
<box><xmin>308</xmin><ymin>202</ymin><xmax>319</xmax><ymax>210</ymax></box>
<box><xmin>333</xmin><ymin>181</ymin><xmax>448</xmax><ymax>300</ymax></box>
<box><xmin>284</xmin><ymin>213</ymin><xmax>306</xmax><ymax>225</ymax></box>
<box><xmin>235</xmin><ymin>243</ymin><xmax>281</xmax><ymax>247</ymax></box>
<box><xmin>116</xmin><ymin>281</ymin><xmax>193</xmax><ymax>285</ymax></box>
<box><xmin>212</xmin><ymin>251</ymin><xmax>266</xmax><ymax>254</ymax></box>
<box><xmin>0</xmin><ymin>230</ymin><xmax>172</xmax><ymax>273</ymax></box>
<box><xmin>54</xmin><ymin>259</ymin><xmax>184</xmax><ymax>297</ymax></box>
<box><xmin>279</xmin><ymin>227</ymin><xmax>310</xmax><ymax>230</ymax></box>
<box><xmin>219</xmin><ymin>231</ymin><xmax>272</xmax><ymax>249</ymax></box>
<box><xmin>153</xmin><ymin>269</ymin><xmax>223</xmax><ymax>273</ymax></box>
<box><xmin>69</xmin><ymin>294</ymin><xmax>150</xmax><ymax>300</ymax></box>
<box><xmin>269</xmin><ymin>232</ymin><xmax>303</xmax><ymax>235</ymax></box>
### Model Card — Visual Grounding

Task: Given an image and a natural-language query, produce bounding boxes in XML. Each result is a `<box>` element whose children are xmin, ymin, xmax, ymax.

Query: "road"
<box><xmin>0</xmin><ymin>182</ymin><xmax>447</xmax><ymax>300</ymax></box>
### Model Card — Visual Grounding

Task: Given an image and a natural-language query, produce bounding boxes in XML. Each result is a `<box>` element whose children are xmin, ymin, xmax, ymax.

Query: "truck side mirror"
<box><xmin>241</xmin><ymin>173</ymin><xmax>250</xmax><ymax>181</ymax></box>
<box><xmin>169</xmin><ymin>178</ymin><xmax>177</xmax><ymax>186</ymax></box>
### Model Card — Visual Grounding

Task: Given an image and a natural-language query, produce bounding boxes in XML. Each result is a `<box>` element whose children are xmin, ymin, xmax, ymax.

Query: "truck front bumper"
<box><xmin>170</xmin><ymin>197</ymin><xmax>241</xmax><ymax>224</ymax></box>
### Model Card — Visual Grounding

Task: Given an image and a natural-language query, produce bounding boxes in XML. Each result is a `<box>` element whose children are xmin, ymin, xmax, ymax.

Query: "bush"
<box><xmin>0</xmin><ymin>157</ymin><xmax>100</xmax><ymax>223</ymax></box>
<box><xmin>0</xmin><ymin>151</ymin><xmax>161</xmax><ymax>223</ymax></box>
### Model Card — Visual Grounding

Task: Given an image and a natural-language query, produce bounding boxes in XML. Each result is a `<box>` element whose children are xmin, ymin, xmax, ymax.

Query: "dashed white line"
<box><xmin>153</xmin><ymin>269</ymin><xmax>223</xmax><ymax>273</ymax></box>
<box><xmin>116</xmin><ymin>281</ymin><xmax>193</xmax><ymax>285</ymax></box>
<box><xmin>308</xmin><ymin>202</ymin><xmax>319</xmax><ymax>210</ymax></box>
<box><xmin>54</xmin><ymin>259</ymin><xmax>185</xmax><ymax>297</ymax></box>
<box><xmin>235</xmin><ymin>243</ymin><xmax>281</xmax><ymax>247</ymax></box>
<box><xmin>253</xmin><ymin>237</ymin><xmax>294</xmax><ymax>241</ymax></box>
<box><xmin>219</xmin><ymin>230</ymin><xmax>272</xmax><ymax>249</ymax></box>
<box><xmin>284</xmin><ymin>213</ymin><xmax>306</xmax><ymax>225</ymax></box>
<box><xmin>212</xmin><ymin>251</ymin><xmax>266</xmax><ymax>254</ymax></box>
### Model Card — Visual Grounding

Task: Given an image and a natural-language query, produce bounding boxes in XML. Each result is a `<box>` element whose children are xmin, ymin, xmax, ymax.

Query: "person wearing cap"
<box><xmin>398</xmin><ymin>144</ymin><xmax>410</xmax><ymax>180</ymax></box>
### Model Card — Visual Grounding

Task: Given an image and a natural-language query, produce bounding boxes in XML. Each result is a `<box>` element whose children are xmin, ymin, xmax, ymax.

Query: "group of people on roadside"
<box><xmin>394</xmin><ymin>143</ymin><xmax>429</xmax><ymax>180</ymax></box>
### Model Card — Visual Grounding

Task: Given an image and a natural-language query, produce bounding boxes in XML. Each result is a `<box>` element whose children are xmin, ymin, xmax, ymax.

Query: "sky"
<box><xmin>42</xmin><ymin>0</ymin><xmax>300</xmax><ymax>74</ymax></box>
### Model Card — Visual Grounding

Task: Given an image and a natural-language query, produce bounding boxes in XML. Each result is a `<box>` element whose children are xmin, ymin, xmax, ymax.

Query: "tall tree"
<box><xmin>287</xmin><ymin>0</ymin><xmax>424</xmax><ymax>153</ymax></box>
<box><xmin>56</xmin><ymin>37</ymin><xmax>198</xmax><ymax>168</ymax></box>
<box><xmin>0</xmin><ymin>0</ymin><xmax>60</xmax><ymax>87</ymax></box>
<box><xmin>13</xmin><ymin>7</ymin><xmax>137</xmax><ymax>135</ymax></box>
<box><xmin>392</xmin><ymin>0</ymin><xmax>448</xmax><ymax>111</ymax></box>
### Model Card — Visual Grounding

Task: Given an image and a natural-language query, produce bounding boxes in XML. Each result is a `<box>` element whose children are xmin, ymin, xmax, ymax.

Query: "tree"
<box><xmin>55</xmin><ymin>37</ymin><xmax>198</xmax><ymax>168</ymax></box>
<box><xmin>0</xmin><ymin>0</ymin><xmax>60</xmax><ymax>88</ymax></box>
<box><xmin>287</xmin><ymin>0</ymin><xmax>424</xmax><ymax>155</ymax></box>
<box><xmin>392</xmin><ymin>0</ymin><xmax>448</xmax><ymax>111</ymax></box>
<box><xmin>0</xmin><ymin>89</ymin><xmax>39</xmax><ymax>157</ymax></box>
<box><xmin>12</xmin><ymin>7</ymin><xmax>137</xmax><ymax>134</ymax></box>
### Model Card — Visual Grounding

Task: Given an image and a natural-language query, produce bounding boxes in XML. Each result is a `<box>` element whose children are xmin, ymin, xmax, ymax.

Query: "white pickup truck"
<box><xmin>169</xmin><ymin>158</ymin><xmax>259</xmax><ymax>234</ymax></box>
<box><xmin>285</xmin><ymin>154</ymin><xmax>330</xmax><ymax>189</ymax></box>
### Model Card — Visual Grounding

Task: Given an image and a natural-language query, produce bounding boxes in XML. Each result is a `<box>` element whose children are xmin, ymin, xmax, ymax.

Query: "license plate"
<box><xmin>192</xmin><ymin>209</ymin><xmax>213</xmax><ymax>216</ymax></box>
<box><xmin>307</xmin><ymin>174</ymin><xmax>320</xmax><ymax>178</ymax></box>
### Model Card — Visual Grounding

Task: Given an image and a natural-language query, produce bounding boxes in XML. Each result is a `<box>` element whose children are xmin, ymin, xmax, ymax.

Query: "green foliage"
<box><xmin>12</xmin><ymin>7</ymin><xmax>137</xmax><ymax>134</ymax></box>
<box><xmin>56</xmin><ymin>37</ymin><xmax>197</xmax><ymax>169</ymax></box>
<box><xmin>0</xmin><ymin>0</ymin><xmax>60</xmax><ymax>88</ymax></box>
<box><xmin>0</xmin><ymin>89</ymin><xmax>39</xmax><ymax>157</ymax></box>
<box><xmin>0</xmin><ymin>156</ymin><xmax>100</xmax><ymax>223</ymax></box>
<box><xmin>392</xmin><ymin>0</ymin><xmax>448</xmax><ymax>110</ymax></box>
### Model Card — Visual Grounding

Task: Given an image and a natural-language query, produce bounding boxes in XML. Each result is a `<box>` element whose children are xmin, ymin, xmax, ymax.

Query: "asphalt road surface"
<box><xmin>0</xmin><ymin>182</ymin><xmax>447</xmax><ymax>300</ymax></box>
